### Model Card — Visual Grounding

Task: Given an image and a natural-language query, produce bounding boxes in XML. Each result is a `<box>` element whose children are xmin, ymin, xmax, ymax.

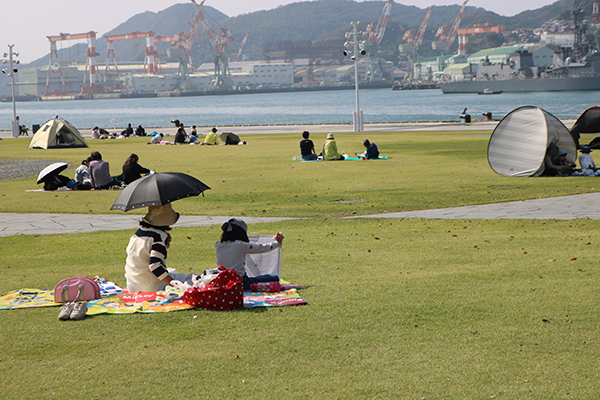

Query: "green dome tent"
<box><xmin>487</xmin><ymin>106</ymin><xmax>576</xmax><ymax>177</ymax></box>
<box><xmin>29</xmin><ymin>117</ymin><xmax>88</xmax><ymax>149</ymax></box>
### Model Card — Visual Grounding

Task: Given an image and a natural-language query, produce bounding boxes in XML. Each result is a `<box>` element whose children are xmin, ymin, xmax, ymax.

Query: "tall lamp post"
<box><xmin>2</xmin><ymin>45</ymin><xmax>20</xmax><ymax>137</ymax></box>
<box><xmin>343</xmin><ymin>22</ymin><xmax>366</xmax><ymax>132</ymax></box>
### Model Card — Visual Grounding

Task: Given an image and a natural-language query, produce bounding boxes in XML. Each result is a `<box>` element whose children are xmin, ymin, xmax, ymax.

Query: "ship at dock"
<box><xmin>441</xmin><ymin>1</ymin><xmax>600</xmax><ymax>94</ymax></box>
<box><xmin>440</xmin><ymin>51</ymin><xmax>600</xmax><ymax>94</ymax></box>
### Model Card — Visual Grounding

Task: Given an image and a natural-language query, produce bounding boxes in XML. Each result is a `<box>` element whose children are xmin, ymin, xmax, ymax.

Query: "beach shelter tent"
<box><xmin>570</xmin><ymin>105</ymin><xmax>600</xmax><ymax>148</ymax></box>
<box><xmin>487</xmin><ymin>106</ymin><xmax>576</xmax><ymax>177</ymax></box>
<box><xmin>29</xmin><ymin>117</ymin><xmax>88</xmax><ymax>149</ymax></box>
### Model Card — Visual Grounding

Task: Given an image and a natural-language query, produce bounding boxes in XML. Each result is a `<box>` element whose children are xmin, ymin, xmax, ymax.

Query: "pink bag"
<box><xmin>54</xmin><ymin>277</ymin><xmax>101</xmax><ymax>303</ymax></box>
<box><xmin>181</xmin><ymin>268</ymin><xmax>243</xmax><ymax>310</ymax></box>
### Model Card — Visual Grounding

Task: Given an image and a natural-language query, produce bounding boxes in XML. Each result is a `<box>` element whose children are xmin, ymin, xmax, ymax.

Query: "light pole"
<box><xmin>344</xmin><ymin>22</ymin><xmax>366</xmax><ymax>132</ymax></box>
<box><xmin>2</xmin><ymin>45</ymin><xmax>19</xmax><ymax>137</ymax></box>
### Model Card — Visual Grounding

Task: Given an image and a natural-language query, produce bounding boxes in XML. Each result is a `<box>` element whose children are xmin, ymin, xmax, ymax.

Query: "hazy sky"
<box><xmin>2</xmin><ymin>0</ymin><xmax>558</xmax><ymax>63</ymax></box>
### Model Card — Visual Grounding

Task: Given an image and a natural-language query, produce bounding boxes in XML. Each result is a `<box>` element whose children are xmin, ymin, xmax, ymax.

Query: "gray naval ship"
<box><xmin>440</xmin><ymin>50</ymin><xmax>600</xmax><ymax>94</ymax></box>
<box><xmin>441</xmin><ymin>2</ymin><xmax>600</xmax><ymax>94</ymax></box>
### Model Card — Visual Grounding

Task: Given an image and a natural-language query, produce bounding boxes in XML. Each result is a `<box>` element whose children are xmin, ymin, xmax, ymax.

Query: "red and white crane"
<box><xmin>170</xmin><ymin>0</ymin><xmax>205</xmax><ymax>72</ymax></box>
<box><xmin>45</xmin><ymin>31</ymin><xmax>102</xmax><ymax>95</ymax></box>
<box><xmin>403</xmin><ymin>5</ymin><xmax>434</xmax><ymax>50</ymax></box>
<box><xmin>363</xmin><ymin>0</ymin><xmax>393</xmax><ymax>45</ymax></box>
<box><xmin>232</xmin><ymin>32</ymin><xmax>250</xmax><ymax>62</ymax></box>
<box><xmin>104</xmin><ymin>31</ymin><xmax>162</xmax><ymax>81</ymax></box>
<box><xmin>433</xmin><ymin>0</ymin><xmax>468</xmax><ymax>53</ymax></box>
<box><xmin>196</xmin><ymin>0</ymin><xmax>235</xmax><ymax>88</ymax></box>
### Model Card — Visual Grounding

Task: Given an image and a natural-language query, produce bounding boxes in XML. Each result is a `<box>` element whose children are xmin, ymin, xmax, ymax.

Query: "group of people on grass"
<box><xmin>299</xmin><ymin>131</ymin><xmax>380</xmax><ymax>161</ymax></box>
<box><xmin>92</xmin><ymin>124</ymin><xmax>147</xmax><ymax>139</ymax></box>
<box><xmin>542</xmin><ymin>143</ymin><xmax>600</xmax><ymax>177</ymax></box>
<box><xmin>42</xmin><ymin>151</ymin><xmax>151</xmax><ymax>191</ymax></box>
<box><xmin>149</xmin><ymin>123</ymin><xmax>239</xmax><ymax>146</ymax></box>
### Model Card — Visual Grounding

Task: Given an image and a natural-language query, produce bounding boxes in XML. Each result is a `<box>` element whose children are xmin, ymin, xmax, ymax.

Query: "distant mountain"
<box><xmin>2</xmin><ymin>0</ymin><xmax>595</xmax><ymax>96</ymax></box>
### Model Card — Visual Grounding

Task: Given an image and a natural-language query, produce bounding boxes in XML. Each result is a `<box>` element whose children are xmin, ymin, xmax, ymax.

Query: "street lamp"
<box><xmin>2</xmin><ymin>45</ymin><xmax>19</xmax><ymax>137</ymax></box>
<box><xmin>343</xmin><ymin>22</ymin><xmax>366</xmax><ymax>132</ymax></box>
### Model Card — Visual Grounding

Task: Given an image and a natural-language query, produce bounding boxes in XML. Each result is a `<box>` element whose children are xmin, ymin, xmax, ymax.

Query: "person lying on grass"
<box><xmin>215</xmin><ymin>218</ymin><xmax>283</xmax><ymax>290</ymax></box>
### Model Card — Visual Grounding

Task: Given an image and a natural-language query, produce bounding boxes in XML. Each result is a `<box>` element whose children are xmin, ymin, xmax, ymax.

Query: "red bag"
<box><xmin>181</xmin><ymin>268</ymin><xmax>243</xmax><ymax>310</ymax></box>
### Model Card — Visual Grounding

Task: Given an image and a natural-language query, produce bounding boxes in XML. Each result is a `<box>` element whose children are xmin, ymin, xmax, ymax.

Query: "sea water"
<box><xmin>0</xmin><ymin>88</ymin><xmax>598</xmax><ymax>131</ymax></box>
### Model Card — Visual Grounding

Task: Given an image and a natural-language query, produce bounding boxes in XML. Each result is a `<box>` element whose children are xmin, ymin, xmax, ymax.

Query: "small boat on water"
<box><xmin>478</xmin><ymin>88</ymin><xmax>503</xmax><ymax>95</ymax></box>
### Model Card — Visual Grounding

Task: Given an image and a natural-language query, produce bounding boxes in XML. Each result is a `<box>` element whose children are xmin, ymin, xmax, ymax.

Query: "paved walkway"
<box><xmin>0</xmin><ymin>214</ymin><xmax>295</xmax><ymax>237</ymax></box>
<box><xmin>349</xmin><ymin>192</ymin><xmax>600</xmax><ymax>221</ymax></box>
<box><xmin>2</xmin><ymin>192</ymin><xmax>600</xmax><ymax>237</ymax></box>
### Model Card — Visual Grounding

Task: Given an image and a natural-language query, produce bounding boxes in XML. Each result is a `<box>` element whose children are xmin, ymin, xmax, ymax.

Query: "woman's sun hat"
<box><xmin>143</xmin><ymin>203</ymin><xmax>180</xmax><ymax>226</ymax></box>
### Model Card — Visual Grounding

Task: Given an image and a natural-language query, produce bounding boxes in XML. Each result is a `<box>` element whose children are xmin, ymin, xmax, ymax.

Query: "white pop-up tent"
<box><xmin>487</xmin><ymin>106</ymin><xmax>577</xmax><ymax>177</ymax></box>
<box><xmin>29</xmin><ymin>116</ymin><xmax>88</xmax><ymax>149</ymax></box>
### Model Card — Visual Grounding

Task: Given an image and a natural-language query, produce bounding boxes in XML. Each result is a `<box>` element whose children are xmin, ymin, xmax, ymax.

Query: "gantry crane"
<box><xmin>104</xmin><ymin>31</ymin><xmax>162</xmax><ymax>86</ymax></box>
<box><xmin>44</xmin><ymin>31</ymin><xmax>103</xmax><ymax>95</ymax></box>
<box><xmin>456</xmin><ymin>23</ymin><xmax>506</xmax><ymax>55</ymax></box>
<box><xmin>362</xmin><ymin>0</ymin><xmax>393</xmax><ymax>82</ymax></box>
<box><xmin>432</xmin><ymin>0</ymin><xmax>468</xmax><ymax>54</ymax></box>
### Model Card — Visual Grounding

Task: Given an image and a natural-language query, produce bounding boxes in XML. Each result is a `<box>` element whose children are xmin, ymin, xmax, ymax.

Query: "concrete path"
<box><xmin>0</xmin><ymin>213</ymin><xmax>295</xmax><ymax>237</ymax></box>
<box><xmin>2</xmin><ymin>192</ymin><xmax>600</xmax><ymax>237</ymax></box>
<box><xmin>349</xmin><ymin>192</ymin><xmax>600</xmax><ymax>221</ymax></box>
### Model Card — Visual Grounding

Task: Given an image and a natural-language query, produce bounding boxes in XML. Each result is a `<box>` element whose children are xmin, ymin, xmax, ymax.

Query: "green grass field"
<box><xmin>1</xmin><ymin>131</ymin><xmax>599</xmax><ymax>399</ymax></box>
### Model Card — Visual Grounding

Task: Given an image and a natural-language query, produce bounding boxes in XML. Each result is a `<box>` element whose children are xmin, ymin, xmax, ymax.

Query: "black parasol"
<box><xmin>110</xmin><ymin>172</ymin><xmax>210</xmax><ymax>212</ymax></box>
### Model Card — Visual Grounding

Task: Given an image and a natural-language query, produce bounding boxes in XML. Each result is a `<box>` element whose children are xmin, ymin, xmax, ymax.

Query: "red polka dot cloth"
<box><xmin>181</xmin><ymin>268</ymin><xmax>244</xmax><ymax>310</ymax></box>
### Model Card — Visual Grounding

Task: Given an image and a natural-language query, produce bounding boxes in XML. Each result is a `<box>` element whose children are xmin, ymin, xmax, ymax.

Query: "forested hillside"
<box><xmin>25</xmin><ymin>0</ymin><xmax>596</xmax><ymax>68</ymax></box>
<box><xmin>3</xmin><ymin>0</ymin><xmax>597</xmax><ymax>96</ymax></box>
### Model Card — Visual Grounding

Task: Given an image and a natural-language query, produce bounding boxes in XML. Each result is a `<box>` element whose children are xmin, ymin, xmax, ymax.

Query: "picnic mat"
<box><xmin>301</xmin><ymin>156</ymin><xmax>388</xmax><ymax>162</ymax></box>
<box><xmin>0</xmin><ymin>281</ymin><xmax>306</xmax><ymax>314</ymax></box>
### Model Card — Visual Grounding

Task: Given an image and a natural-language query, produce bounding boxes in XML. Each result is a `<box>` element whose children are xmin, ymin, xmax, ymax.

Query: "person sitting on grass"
<box><xmin>122</xmin><ymin>153</ymin><xmax>150</xmax><ymax>185</ymax></box>
<box><xmin>88</xmin><ymin>151</ymin><xmax>123</xmax><ymax>190</ymax></box>
<box><xmin>322</xmin><ymin>133</ymin><xmax>344</xmax><ymax>160</ymax></box>
<box><xmin>124</xmin><ymin>203</ymin><xmax>195</xmax><ymax>293</ymax></box>
<box><xmin>74</xmin><ymin>157</ymin><xmax>92</xmax><ymax>190</ymax></box>
<box><xmin>356</xmin><ymin>139</ymin><xmax>379</xmax><ymax>160</ymax></box>
<box><xmin>201</xmin><ymin>127</ymin><xmax>220</xmax><ymax>145</ymax></box>
<box><xmin>300</xmin><ymin>131</ymin><xmax>318</xmax><ymax>160</ymax></box>
<box><xmin>215</xmin><ymin>218</ymin><xmax>283</xmax><ymax>290</ymax></box>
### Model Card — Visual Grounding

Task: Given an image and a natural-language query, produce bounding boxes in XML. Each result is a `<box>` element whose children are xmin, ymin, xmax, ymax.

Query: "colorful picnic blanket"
<box><xmin>0</xmin><ymin>283</ymin><xmax>306</xmax><ymax>313</ymax></box>
<box><xmin>0</xmin><ymin>278</ymin><xmax>123</xmax><ymax>310</ymax></box>
<box><xmin>301</xmin><ymin>156</ymin><xmax>388</xmax><ymax>162</ymax></box>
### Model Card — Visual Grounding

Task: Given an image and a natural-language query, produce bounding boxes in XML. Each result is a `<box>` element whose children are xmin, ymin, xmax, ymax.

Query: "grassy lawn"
<box><xmin>0</xmin><ymin>131</ymin><xmax>598</xmax><ymax>217</ymax></box>
<box><xmin>0</xmin><ymin>130</ymin><xmax>599</xmax><ymax>399</ymax></box>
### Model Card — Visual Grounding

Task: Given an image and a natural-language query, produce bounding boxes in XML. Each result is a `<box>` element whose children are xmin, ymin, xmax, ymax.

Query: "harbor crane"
<box><xmin>103</xmin><ymin>31</ymin><xmax>162</xmax><ymax>85</ymax></box>
<box><xmin>362</xmin><ymin>0</ymin><xmax>393</xmax><ymax>82</ymax></box>
<box><xmin>400</xmin><ymin>5</ymin><xmax>434</xmax><ymax>82</ymax></box>
<box><xmin>456</xmin><ymin>23</ymin><xmax>506</xmax><ymax>56</ymax></box>
<box><xmin>592</xmin><ymin>0</ymin><xmax>600</xmax><ymax>49</ymax></box>
<box><xmin>432</xmin><ymin>0</ymin><xmax>468</xmax><ymax>54</ymax></box>
<box><xmin>232</xmin><ymin>32</ymin><xmax>250</xmax><ymax>62</ymax></box>
<box><xmin>196</xmin><ymin>0</ymin><xmax>235</xmax><ymax>89</ymax></box>
<box><xmin>169</xmin><ymin>0</ymin><xmax>205</xmax><ymax>75</ymax></box>
<box><xmin>44</xmin><ymin>31</ymin><xmax>103</xmax><ymax>95</ymax></box>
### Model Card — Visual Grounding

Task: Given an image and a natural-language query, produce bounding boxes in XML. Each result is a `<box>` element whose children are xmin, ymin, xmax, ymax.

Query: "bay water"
<box><xmin>0</xmin><ymin>88</ymin><xmax>598</xmax><ymax>131</ymax></box>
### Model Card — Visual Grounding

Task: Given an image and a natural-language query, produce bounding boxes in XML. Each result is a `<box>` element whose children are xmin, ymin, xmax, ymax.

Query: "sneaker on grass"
<box><xmin>58</xmin><ymin>303</ymin><xmax>74</xmax><ymax>320</ymax></box>
<box><xmin>70</xmin><ymin>302</ymin><xmax>88</xmax><ymax>320</ymax></box>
